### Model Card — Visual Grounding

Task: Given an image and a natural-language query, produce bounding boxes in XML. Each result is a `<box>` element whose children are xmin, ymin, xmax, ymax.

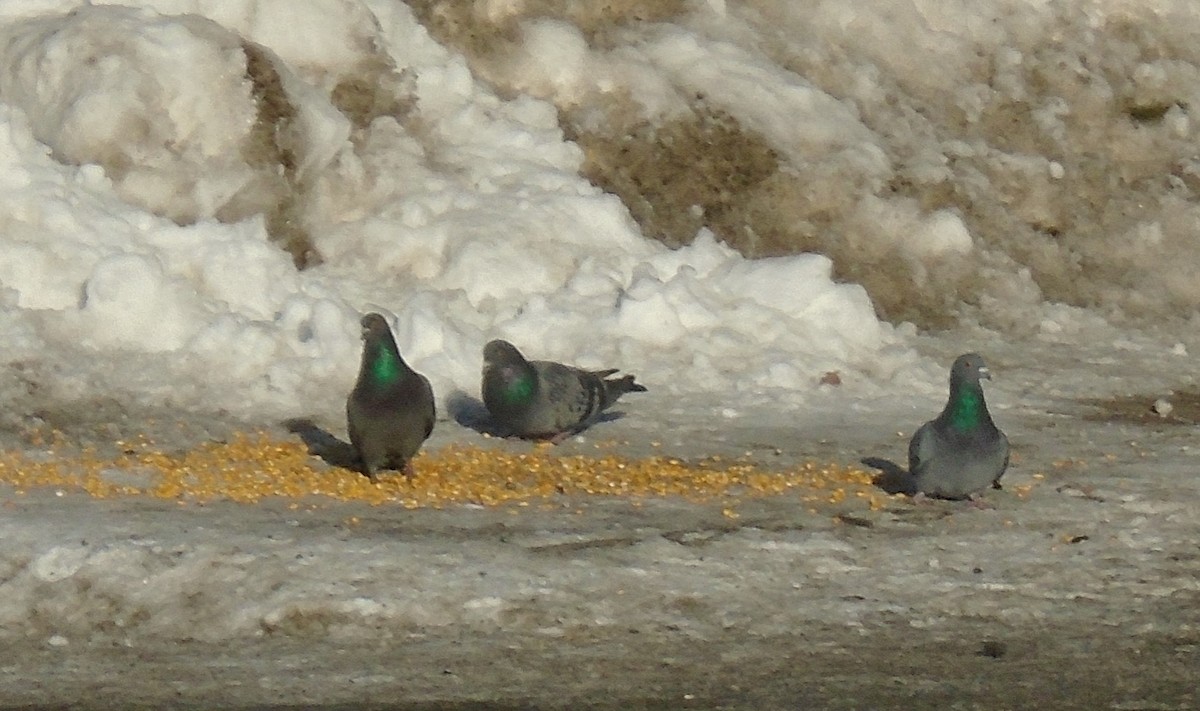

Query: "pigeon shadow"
<box><xmin>594</xmin><ymin>410</ymin><xmax>624</xmax><ymax>425</ymax></box>
<box><xmin>860</xmin><ymin>456</ymin><xmax>918</xmax><ymax>496</ymax></box>
<box><xmin>282</xmin><ymin>417</ymin><xmax>360</xmax><ymax>470</ymax></box>
<box><xmin>446</xmin><ymin>390</ymin><xmax>507</xmax><ymax>436</ymax></box>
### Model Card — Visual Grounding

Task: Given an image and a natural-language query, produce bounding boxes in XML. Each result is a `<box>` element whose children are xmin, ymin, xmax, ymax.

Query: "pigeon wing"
<box><xmin>907</xmin><ymin>420</ymin><xmax>937</xmax><ymax>476</ymax></box>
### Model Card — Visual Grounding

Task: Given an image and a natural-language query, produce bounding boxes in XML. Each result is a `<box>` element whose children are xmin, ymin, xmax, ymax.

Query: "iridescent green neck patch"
<box><xmin>949</xmin><ymin>387</ymin><xmax>984</xmax><ymax>431</ymax></box>
<box><xmin>505</xmin><ymin>374</ymin><xmax>534</xmax><ymax>404</ymax></box>
<box><xmin>371</xmin><ymin>347</ymin><xmax>401</xmax><ymax>384</ymax></box>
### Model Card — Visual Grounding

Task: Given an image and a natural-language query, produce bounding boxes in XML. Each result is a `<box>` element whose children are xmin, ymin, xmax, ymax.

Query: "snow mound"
<box><xmin>0</xmin><ymin>2</ymin><xmax>897</xmax><ymax>422</ymax></box>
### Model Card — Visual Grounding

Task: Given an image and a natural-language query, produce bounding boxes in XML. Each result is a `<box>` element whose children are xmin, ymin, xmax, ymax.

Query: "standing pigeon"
<box><xmin>907</xmin><ymin>352</ymin><xmax>1009</xmax><ymax>500</ymax></box>
<box><xmin>346</xmin><ymin>313</ymin><xmax>436</xmax><ymax>482</ymax></box>
<box><xmin>481</xmin><ymin>339</ymin><xmax>646</xmax><ymax>441</ymax></box>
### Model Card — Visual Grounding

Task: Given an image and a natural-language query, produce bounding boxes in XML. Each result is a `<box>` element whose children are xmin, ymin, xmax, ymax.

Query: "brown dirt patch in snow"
<box><xmin>1080</xmin><ymin>389</ymin><xmax>1200</xmax><ymax>425</ymax></box>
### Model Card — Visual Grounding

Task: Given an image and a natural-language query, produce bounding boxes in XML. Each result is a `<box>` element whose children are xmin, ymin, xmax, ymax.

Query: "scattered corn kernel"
<box><xmin>0</xmin><ymin>431</ymin><xmax>887</xmax><ymax>510</ymax></box>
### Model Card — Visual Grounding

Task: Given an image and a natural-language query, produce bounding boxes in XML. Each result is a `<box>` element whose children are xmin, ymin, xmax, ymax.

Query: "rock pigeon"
<box><xmin>907</xmin><ymin>352</ymin><xmax>1009</xmax><ymax>500</ymax></box>
<box><xmin>346</xmin><ymin>313</ymin><xmax>436</xmax><ymax>482</ymax></box>
<box><xmin>481</xmin><ymin>339</ymin><xmax>646</xmax><ymax>441</ymax></box>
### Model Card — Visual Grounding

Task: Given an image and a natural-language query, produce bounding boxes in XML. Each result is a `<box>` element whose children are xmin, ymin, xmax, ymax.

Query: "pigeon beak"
<box><xmin>979</xmin><ymin>366</ymin><xmax>992</xmax><ymax>380</ymax></box>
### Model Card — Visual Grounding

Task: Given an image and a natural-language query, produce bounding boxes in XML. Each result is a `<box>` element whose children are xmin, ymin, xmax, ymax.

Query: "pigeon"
<box><xmin>481</xmin><ymin>339</ymin><xmax>646</xmax><ymax>441</ymax></box>
<box><xmin>907</xmin><ymin>352</ymin><xmax>1009</xmax><ymax>500</ymax></box>
<box><xmin>346</xmin><ymin>313</ymin><xmax>436</xmax><ymax>482</ymax></box>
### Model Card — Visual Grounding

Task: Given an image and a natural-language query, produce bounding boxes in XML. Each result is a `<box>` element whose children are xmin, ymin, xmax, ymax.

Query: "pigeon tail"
<box><xmin>601</xmin><ymin>373</ymin><xmax>647</xmax><ymax>409</ymax></box>
<box><xmin>860</xmin><ymin>456</ymin><xmax>917</xmax><ymax>496</ymax></box>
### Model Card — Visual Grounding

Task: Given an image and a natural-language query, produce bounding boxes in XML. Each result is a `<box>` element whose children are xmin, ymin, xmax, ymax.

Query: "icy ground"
<box><xmin>1</xmin><ymin>332</ymin><xmax>1198</xmax><ymax>710</ymax></box>
<box><xmin>0</xmin><ymin>0</ymin><xmax>1199</xmax><ymax>707</ymax></box>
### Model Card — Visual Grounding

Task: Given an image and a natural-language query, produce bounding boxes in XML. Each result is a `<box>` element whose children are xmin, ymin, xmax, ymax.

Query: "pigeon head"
<box><xmin>361</xmin><ymin>312</ymin><xmax>392</xmax><ymax>340</ymax></box>
<box><xmin>483</xmin><ymin>339</ymin><xmax>536</xmax><ymax>404</ymax></box>
<box><xmin>358</xmin><ymin>312</ymin><xmax>405</xmax><ymax>385</ymax></box>
<box><xmin>483</xmin><ymin>339</ymin><xmax>525</xmax><ymax>366</ymax></box>
<box><xmin>951</xmin><ymin>352</ymin><xmax>990</xmax><ymax>386</ymax></box>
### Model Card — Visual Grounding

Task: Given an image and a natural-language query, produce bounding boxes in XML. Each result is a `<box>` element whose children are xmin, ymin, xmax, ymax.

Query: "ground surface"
<box><xmin>1</xmin><ymin>336</ymin><xmax>1198</xmax><ymax>710</ymax></box>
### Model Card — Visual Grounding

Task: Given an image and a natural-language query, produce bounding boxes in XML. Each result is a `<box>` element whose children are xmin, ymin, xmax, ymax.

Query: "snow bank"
<box><xmin>0</xmin><ymin>1</ymin><xmax>895</xmax><ymax>424</ymax></box>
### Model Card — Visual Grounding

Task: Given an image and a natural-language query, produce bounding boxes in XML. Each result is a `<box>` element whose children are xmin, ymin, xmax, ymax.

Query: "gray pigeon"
<box><xmin>481</xmin><ymin>339</ymin><xmax>646</xmax><ymax>441</ymax></box>
<box><xmin>346</xmin><ymin>313</ymin><xmax>436</xmax><ymax>481</ymax></box>
<box><xmin>907</xmin><ymin>352</ymin><xmax>1009</xmax><ymax>500</ymax></box>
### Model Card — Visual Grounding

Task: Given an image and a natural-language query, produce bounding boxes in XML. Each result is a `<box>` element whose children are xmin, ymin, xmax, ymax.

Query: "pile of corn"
<box><xmin>0</xmin><ymin>431</ymin><xmax>889</xmax><ymax>511</ymax></box>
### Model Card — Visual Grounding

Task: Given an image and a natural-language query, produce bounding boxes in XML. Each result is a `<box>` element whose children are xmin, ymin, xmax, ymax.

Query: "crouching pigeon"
<box><xmin>481</xmin><ymin>339</ymin><xmax>645</xmax><ymax>441</ymax></box>
<box><xmin>907</xmin><ymin>352</ymin><xmax>1009</xmax><ymax>500</ymax></box>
